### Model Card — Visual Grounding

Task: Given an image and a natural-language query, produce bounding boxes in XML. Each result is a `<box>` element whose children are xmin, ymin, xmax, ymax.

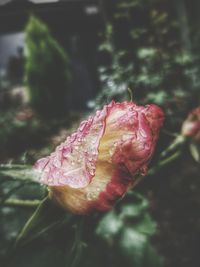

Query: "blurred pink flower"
<box><xmin>181</xmin><ymin>107</ymin><xmax>200</xmax><ymax>141</ymax></box>
<box><xmin>35</xmin><ymin>101</ymin><xmax>164</xmax><ymax>214</ymax></box>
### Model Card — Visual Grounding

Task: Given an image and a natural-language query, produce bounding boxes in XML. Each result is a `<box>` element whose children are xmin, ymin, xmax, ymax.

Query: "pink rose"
<box><xmin>35</xmin><ymin>101</ymin><xmax>164</xmax><ymax>214</ymax></box>
<box><xmin>181</xmin><ymin>107</ymin><xmax>200</xmax><ymax>141</ymax></box>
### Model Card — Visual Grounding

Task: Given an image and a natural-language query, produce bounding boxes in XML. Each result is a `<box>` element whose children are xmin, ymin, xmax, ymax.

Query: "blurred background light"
<box><xmin>29</xmin><ymin>0</ymin><xmax>59</xmax><ymax>3</ymax></box>
<box><xmin>84</xmin><ymin>5</ymin><xmax>99</xmax><ymax>15</ymax></box>
<box><xmin>0</xmin><ymin>0</ymin><xmax>12</xmax><ymax>6</ymax></box>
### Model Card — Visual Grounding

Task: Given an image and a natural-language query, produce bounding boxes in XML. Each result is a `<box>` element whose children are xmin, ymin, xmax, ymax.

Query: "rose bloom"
<box><xmin>181</xmin><ymin>107</ymin><xmax>200</xmax><ymax>141</ymax></box>
<box><xmin>35</xmin><ymin>101</ymin><xmax>164</xmax><ymax>214</ymax></box>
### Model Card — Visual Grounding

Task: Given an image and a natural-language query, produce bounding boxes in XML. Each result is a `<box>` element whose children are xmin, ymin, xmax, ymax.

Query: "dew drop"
<box><xmin>96</xmin><ymin>110</ymin><xmax>101</xmax><ymax>117</ymax></box>
<box><xmin>86</xmin><ymin>192</ymin><xmax>96</xmax><ymax>201</ymax></box>
<box><xmin>48</xmin><ymin>176</ymin><xmax>53</xmax><ymax>182</ymax></box>
<box><xmin>109</xmin><ymin>147</ymin><xmax>115</xmax><ymax>156</ymax></box>
<box><xmin>52</xmin><ymin>157</ymin><xmax>61</xmax><ymax>168</ymax></box>
<box><xmin>89</xmin><ymin>170</ymin><xmax>95</xmax><ymax>175</ymax></box>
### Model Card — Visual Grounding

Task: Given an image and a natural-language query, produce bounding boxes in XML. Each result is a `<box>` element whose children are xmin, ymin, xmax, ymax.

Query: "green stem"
<box><xmin>149</xmin><ymin>150</ymin><xmax>181</xmax><ymax>176</ymax></box>
<box><xmin>0</xmin><ymin>198</ymin><xmax>40</xmax><ymax>208</ymax></box>
<box><xmin>160</xmin><ymin>135</ymin><xmax>185</xmax><ymax>158</ymax></box>
<box><xmin>66</xmin><ymin>217</ymin><xmax>86</xmax><ymax>267</ymax></box>
<box><xmin>0</xmin><ymin>184</ymin><xmax>26</xmax><ymax>205</ymax></box>
<box><xmin>0</xmin><ymin>164</ymin><xmax>32</xmax><ymax>170</ymax></box>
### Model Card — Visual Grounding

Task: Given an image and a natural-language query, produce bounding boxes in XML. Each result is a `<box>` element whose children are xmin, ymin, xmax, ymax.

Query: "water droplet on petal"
<box><xmin>79</xmin><ymin>121</ymin><xmax>87</xmax><ymax>132</ymax></box>
<box><xmin>48</xmin><ymin>177</ymin><xmax>53</xmax><ymax>183</ymax></box>
<box><xmin>109</xmin><ymin>146</ymin><xmax>115</xmax><ymax>156</ymax></box>
<box><xmin>86</xmin><ymin>192</ymin><xmax>96</xmax><ymax>201</ymax></box>
<box><xmin>89</xmin><ymin>169</ymin><xmax>95</xmax><ymax>175</ymax></box>
<box><xmin>52</xmin><ymin>157</ymin><xmax>62</xmax><ymax>168</ymax></box>
<box><xmin>96</xmin><ymin>187</ymin><xmax>101</xmax><ymax>192</ymax></box>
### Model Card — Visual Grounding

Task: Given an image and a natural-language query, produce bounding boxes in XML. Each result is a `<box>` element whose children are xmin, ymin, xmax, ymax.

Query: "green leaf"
<box><xmin>119</xmin><ymin>228</ymin><xmax>163</xmax><ymax>267</ymax></box>
<box><xmin>96</xmin><ymin>211</ymin><xmax>123</xmax><ymax>241</ymax></box>
<box><xmin>15</xmin><ymin>196</ymin><xmax>69</xmax><ymax>247</ymax></box>
<box><xmin>119</xmin><ymin>228</ymin><xmax>147</xmax><ymax>267</ymax></box>
<box><xmin>95</xmin><ymin>192</ymin><xmax>163</xmax><ymax>267</ymax></box>
<box><xmin>143</xmin><ymin>243</ymin><xmax>164</xmax><ymax>267</ymax></box>
<box><xmin>133</xmin><ymin>213</ymin><xmax>156</xmax><ymax>236</ymax></box>
<box><xmin>189</xmin><ymin>142</ymin><xmax>200</xmax><ymax>163</ymax></box>
<box><xmin>119</xmin><ymin>198</ymin><xmax>149</xmax><ymax>219</ymax></box>
<box><xmin>0</xmin><ymin>164</ymin><xmax>37</xmax><ymax>183</ymax></box>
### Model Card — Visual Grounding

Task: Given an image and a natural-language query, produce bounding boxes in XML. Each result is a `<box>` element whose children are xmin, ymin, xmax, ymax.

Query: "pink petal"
<box><xmin>34</xmin><ymin>101</ymin><xmax>115</xmax><ymax>188</ymax></box>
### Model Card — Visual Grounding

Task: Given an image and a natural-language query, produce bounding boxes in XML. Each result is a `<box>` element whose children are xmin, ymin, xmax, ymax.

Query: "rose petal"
<box><xmin>34</xmin><ymin>101</ymin><xmax>115</xmax><ymax>188</ymax></box>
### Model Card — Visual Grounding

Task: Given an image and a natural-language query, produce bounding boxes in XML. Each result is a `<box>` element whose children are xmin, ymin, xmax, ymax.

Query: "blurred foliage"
<box><xmin>95</xmin><ymin>0</ymin><xmax>200</xmax><ymax>119</ymax></box>
<box><xmin>0</xmin><ymin>178</ymin><xmax>163</xmax><ymax>267</ymax></box>
<box><xmin>25</xmin><ymin>16</ymin><xmax>71</xmax><ymax>118</ymax></box>
<box><xmin>95</xmin><ymin>192</ymin><xmax>163</xmax><ymax>267</ymax></box>
<box><xmin>0</xmin><ymin>108</ymin><xmax>80</xmax><ymax>161</ymax></box>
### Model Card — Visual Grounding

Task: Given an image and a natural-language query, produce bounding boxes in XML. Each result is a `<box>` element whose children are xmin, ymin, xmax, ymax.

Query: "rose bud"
<box><xmin>181</xmin><ymin>107</ymin><xmax>200</xmax><ymax>141</ymax></box>
<box><xmin>35</xmin><ymin>101</ymin><xmax>164</xmax><ymax>214</ymax></box>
